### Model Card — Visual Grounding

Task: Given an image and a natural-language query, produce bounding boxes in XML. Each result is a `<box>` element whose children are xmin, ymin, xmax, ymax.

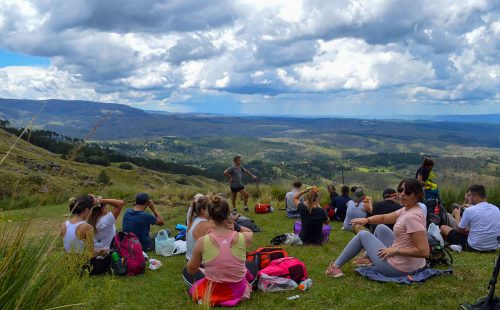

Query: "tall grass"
<box><xmin>0</xmin><ymin>218</ymin><xmax>89</xmax><ymax>310</ymax></box>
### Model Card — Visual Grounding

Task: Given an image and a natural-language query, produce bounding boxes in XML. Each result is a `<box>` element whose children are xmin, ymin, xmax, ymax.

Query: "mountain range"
<box><xmin>0</xmin><ymin>98</ymin><xmax>499</xmax><ymax>149</ymax></box>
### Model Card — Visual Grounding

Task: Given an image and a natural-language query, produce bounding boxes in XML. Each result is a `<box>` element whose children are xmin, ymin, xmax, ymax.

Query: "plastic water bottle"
<box><xmin>287</xmin><ymin>295</ymin><xmax>300</xmax><ymax>300</ymax></box>
<box><xmin>298</xmin><ymin>278</ymin><xmax>313</xmax><ymax>291</ymax></box>
<box><xmin>111</xmin><ymin>252</ymin><xmax>120</xmax><ymax>263</ymax></box>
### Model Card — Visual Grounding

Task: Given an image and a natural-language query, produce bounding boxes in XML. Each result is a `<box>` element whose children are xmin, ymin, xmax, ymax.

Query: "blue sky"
<box><xmin>0</xmin><ymin>0</ymin><xmax>498</xmax><ymax>116</ymax></box>
<box><xmin>0</xmin><ymin>48</ymin><xmax>50</xmax><ymax>67</ymax></box>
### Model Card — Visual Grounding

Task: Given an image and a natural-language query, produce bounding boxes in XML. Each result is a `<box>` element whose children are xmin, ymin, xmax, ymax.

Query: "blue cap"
<box><xmin>136</xmin><ymin>192</ymin><xmax>150</xmax><ymax>205</ymax></box>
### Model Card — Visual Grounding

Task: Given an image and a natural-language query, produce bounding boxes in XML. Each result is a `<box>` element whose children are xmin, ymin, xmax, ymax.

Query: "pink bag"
<box><xmin>114</xmin><ymin>232</ymin><xmax>146</xmax><ymax>276</ymax></box>
<box><xmin>258</xmin><ymin>257</ymin><xmax>308</xmax><ymax>283</ymax></box>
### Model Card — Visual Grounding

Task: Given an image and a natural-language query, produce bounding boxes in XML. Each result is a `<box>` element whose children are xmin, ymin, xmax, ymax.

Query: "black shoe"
<box><xmin>243</xmin><ymin>207</ymin><xmax>249</xmax><ymax>212</ymax></box>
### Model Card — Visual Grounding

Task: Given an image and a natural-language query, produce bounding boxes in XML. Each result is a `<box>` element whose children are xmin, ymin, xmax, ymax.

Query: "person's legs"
<box><xmin>443</xmin><ymin>228</ymin><xmax>468</xmax><ymax>248</ymax></box>
<box><xmin>330</xmin><ymin>230</ymin><xmax>406</xmax><ymax>277</ymax></box>
<box><xmin>231</xmin><ymin>192</ymin><xmax>238</xmax><ymax>210</ymax></box>
<box><xmin>374</xmin><ymin>224</ymin><xmax>395</xmax><ymax>247</ymax></box>
<box><xmin>241</xmin><ymin>189</ymin><xmax>250</xmax><ymax>208</ymax></box>
<box><xmin>440</xmin><ymin>225</ymin><xmax>454</xmax><ymax>240</ymax></box>
<box><xmin>287</xmin><ymin>210</ymin><xmax>301</xmax><ymax>218</ymax></box>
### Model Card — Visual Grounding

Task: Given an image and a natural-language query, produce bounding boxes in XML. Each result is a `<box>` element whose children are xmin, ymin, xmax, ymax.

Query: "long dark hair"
<box><xmin>87</xmin><ymin>204</ymin><xmax>104</xmax><ymax>233</ymax></box>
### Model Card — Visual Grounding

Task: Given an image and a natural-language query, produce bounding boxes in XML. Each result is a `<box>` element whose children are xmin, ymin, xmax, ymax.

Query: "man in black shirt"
<box><xmin>370</xmin><ymin>188</ymin><xmax>402</xmax><ymax>232</ymax></box>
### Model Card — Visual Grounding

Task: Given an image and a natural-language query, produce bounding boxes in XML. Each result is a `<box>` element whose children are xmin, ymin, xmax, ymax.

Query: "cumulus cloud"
<box><xmin>0</xmin><ymin>0</ymin><xmax>498</xmax><ymax>115</ymax></box>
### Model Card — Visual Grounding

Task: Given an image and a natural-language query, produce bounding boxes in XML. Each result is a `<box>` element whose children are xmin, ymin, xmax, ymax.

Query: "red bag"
<box><xmin>114</xmin><ymin>232</ymin><xmax>146</xmax><ymax>276</ymax></box>
<box><xmin>323</xmin><ymin>204</ymin><xmax>335</xmax><ymax>220</ymax></box>
<box><xmin>258</xmin><ymin>257</ymin><xmax>308</xmax><ymax>283</ymax></box>
<box><xmin>247</xmin><ymin>246</ymin><xmax>288</xmax><ymax>269</ymax></box>
<box><xmin>255</xmin><ymin>203</ymin><xmax>271</xmax><ymax>214</ymax></box>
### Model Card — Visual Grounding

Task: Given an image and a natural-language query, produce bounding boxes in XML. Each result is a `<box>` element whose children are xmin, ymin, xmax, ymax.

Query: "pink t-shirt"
<box><xmin>387</xmin><ymin>206</ymin><xmax>427</xmax><ymax>273</ymax></box>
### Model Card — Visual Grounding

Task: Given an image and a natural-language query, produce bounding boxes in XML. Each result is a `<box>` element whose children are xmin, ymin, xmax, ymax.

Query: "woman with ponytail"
<box><xmin>185</xmin><ymin>195</ymin><xmax>216</xmax><ymax>261</ymax></box>
<box><xmin>187</xmin><ymin>195</ymin><xmax>253</xmax><ymax>307</ymax></box>
<box><xmin>294</xmin><ymin>186</ymin><xmax>330</xmax><ymax>245</ymax></box>
<box><xmin>86</xmin><ymin>196</ymin><xmax>125</xmax><ymax>254</ymax></box>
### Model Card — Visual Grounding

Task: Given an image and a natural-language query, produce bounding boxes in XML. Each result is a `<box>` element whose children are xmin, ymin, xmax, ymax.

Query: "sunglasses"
<box><xmin>397</xmin><ymin>187</ymin><xmax>414</xmax><ymax>196</ymax></box>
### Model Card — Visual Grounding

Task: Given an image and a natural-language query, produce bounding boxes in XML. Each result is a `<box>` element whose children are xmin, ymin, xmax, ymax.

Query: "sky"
<box><xmin>0</xmin><ymin>0</ymin><xmax>499</xmax><ymax>117</ymax></box>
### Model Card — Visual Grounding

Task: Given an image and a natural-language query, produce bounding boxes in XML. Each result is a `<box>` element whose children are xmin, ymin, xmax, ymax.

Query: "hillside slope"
<box><xmin>0</xmin><ymin>128</ymin><xmax>223</xmax><ymax>210</ymax></box>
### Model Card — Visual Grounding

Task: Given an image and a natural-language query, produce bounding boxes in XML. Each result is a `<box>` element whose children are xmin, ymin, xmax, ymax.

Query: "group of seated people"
<box><xmin>285</xmin><ymin>179</ymin><xmax>500</xmax><ymax>278</ymax></box>
<box><xmin>60</xmin><ymin>178</ymin><xmax>499</xmax><ymax>305</ymax></box>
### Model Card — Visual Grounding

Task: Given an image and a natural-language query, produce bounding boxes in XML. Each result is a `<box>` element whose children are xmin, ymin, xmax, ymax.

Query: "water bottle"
<box><xmin>287</xmin><ymin>295</ymin><xmax>300</xmax><ymax>300</ymax></box>
<box><xmin>298</xmin><ymin>278</ymin><xmax>313</xmax><ymax>291</ymax></box>
<box><xmin>111</xmin><ymin>252</ymin><xmax>126</xmax><ymax>276</ymax></box>
<box><xmin>111</xmin><ymin>252</ymin><xmax>120</xmax><ymax>263</ymax></box>
<box><xmin>157</xmin><ymin>230</ymin><xmax>168</xmax><ymax>241</ymax></box>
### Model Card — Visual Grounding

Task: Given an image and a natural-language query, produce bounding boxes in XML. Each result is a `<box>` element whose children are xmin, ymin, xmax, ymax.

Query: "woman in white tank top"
<box><xmin>60</xmin><ymin>195</ymin><xmax>96</xmax><ymax>257</ymax></box>
<box><xmin>186</xmin><ymin>196</ymin><xmax>215</xmax><ymax>260</ymax></box>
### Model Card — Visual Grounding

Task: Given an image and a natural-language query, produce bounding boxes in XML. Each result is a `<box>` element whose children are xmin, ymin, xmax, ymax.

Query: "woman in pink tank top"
<box><xmin>187</xmin><ymin>195</ymin><xmax>253</xmax><ymax>307</ymax></box>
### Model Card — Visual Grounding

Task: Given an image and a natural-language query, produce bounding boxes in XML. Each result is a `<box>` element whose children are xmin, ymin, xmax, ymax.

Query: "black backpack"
<box><xmin>426</xmin><ymin>235</ymin><xmax>453</xmax><ymax>268</ymax></box>
<box><xmin>425</xmin><ymin>198</ymin><xmax>450</xmax><ymax>228</ymax></box>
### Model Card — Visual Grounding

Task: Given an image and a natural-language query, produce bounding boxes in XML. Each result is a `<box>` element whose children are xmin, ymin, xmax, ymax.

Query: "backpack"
<box><xmin>425</xmin><ymin>198</ymin><xmax>450</xmax><ymax>228</ymax></box>
<box><xmin>323</xmin><ymin>204</ymin><xmax>335</xmax><ymax>220</ymax></box>
<box><xmin>258</xmin><ymin>257</ymin><xmax>308</xmax><ymax>283</ymax></box>
<box><xmin>237</xmin><ymin>218</ymin><xmax>262</xmax><ymax>232</ymax></box>
<box><xmin>426</xmin><ymin>235</ymin><xmax>453</xmax><ymax>268</ymax></box>
<box><xmin>114</xmin><ymin>232</ymin><xmax>146</xmax><ymax>276</ymax></box>
<box><xmin>255</xmin><ymin>203</ymin><xmax>271</xmax><ymax>214</ymax></box>
<box><xmin>247</xmin><ymin>246</ymin><xmax>288</xmax><ymax>270</ymax></box>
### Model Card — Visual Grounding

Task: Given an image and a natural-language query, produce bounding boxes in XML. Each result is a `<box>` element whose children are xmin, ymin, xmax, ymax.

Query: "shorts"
<box><xmin>231</xmin><ymin>186</ymin><xmax>245</xmax><ymax>193</ymax></box>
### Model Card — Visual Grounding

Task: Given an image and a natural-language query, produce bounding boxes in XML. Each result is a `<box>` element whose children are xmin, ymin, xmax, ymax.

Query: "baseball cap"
<box><xmin>136</xmin><ymin>192</ymin><xmax>150</xmax><ymax>205</ymax></box>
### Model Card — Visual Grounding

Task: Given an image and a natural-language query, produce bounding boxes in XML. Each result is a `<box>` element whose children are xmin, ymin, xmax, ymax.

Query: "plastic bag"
<box><xmin>155</xmin><ymin>230</ymin><xmax>176</xmax><ymax>257</ymax></box>
<box><xmin>427</xmin><ymin>223</ymin><xmax>444</xmax><ymax>247</ymax></box>
<box><xmin>258</xmin><ymin>273</ymin><xmax>298</xmax><ymax>292</ymax></box>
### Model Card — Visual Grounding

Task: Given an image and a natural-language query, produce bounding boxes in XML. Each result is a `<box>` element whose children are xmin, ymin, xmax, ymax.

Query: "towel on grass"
<box><xmin>355</xmin><ymin>266</ymin><xmax>453</xmax><ymax>284</ymax></box>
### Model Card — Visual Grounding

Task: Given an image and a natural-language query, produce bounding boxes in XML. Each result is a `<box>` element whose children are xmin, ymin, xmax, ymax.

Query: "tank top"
<box><xmin>186</xmin><ymin>217</ymin><xmax>208</xmax><ymax>260</ymax></box>
<box><xmin>63</xmin><ymin>220</ymin><xmax>86</xmax><ymax>253</ymax></box>
<box><xmin>202</xmin><ymin>230</ymin><xmax>246</xmax><ymax>283</ymax></box>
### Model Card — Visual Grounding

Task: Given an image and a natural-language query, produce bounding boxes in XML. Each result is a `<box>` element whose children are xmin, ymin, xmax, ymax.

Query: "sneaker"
<box><xmin>243</xmin><ymin>206</ymin><xmax>249</xmax><ymax>212</ymax></box>
<box><xmin>325</xmin><ymin>262</ymin><xmax>344</xmax><ymax>278</ymax></box>
<box><xmin>352</xmin><ymin>256</ymin><xmax>373</xmax><ymax>267</ymax></box>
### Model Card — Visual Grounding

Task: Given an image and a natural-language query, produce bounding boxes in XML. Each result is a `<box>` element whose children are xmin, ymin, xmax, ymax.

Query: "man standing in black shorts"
<box><xmin>224</xmin><ymin>155</ymin><xmax>257</xmax><ymax>212</ymax></box>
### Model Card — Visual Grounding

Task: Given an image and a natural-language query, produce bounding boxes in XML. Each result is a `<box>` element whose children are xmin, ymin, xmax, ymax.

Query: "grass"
<box><xmin>1</xmin><ymin>197</ymin><xmax>498</xmax><ymax>310</ymax></box>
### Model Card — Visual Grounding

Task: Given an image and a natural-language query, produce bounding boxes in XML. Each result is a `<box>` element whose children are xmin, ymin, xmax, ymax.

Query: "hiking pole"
<box><xmin>483</xmin><ymin>237</ymin><xmax>500</xmax><ymax>308</ymax></box>
<box><xmin>255</xmin><ymin>180</ymin><xmax>262</xmax><ymax>202</ymax></box>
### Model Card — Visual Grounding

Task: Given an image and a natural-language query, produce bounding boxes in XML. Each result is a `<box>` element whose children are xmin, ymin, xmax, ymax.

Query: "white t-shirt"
<box><xmin>459</xmin><ymin>201</ymin><xmax>500</xmax><ymax>251</ymax></box>
<box><xmin>285</xmin><ymin>188</ymin><xmax>300</xmax><ymax>212</ymax></box>
<box><xmin>94</xmin><ymin>212</ymin><xmax>116</xmax><ymax>251</ymax></box>
<box><xmin>417</xmin><ymin>202</ymin><xmax>427</xmax><ymax>216</ymax></box>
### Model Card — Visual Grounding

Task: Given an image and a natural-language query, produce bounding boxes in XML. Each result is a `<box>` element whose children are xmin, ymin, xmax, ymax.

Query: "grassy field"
<box><xmin>1</xmin><ymin>198</ymin><xmax>498</xmax><ymax>310</ymax></box>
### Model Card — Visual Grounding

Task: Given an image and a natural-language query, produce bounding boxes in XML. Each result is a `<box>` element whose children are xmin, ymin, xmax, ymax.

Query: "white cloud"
<box><xmin>0</xmin><ymin>0</ymin><xmax>498</xmax><ymax>115</ymax></box>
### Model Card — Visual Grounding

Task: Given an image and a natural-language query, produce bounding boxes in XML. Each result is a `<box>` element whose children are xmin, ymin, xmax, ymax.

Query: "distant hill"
<box><xmin>0</xmin><ymin>127</ymin><xmax>223</xmax><ymax>210</ymax></box>
<box><xmin>1</xmin><ymin>98</ymin><xmax>500</xmax><ymax>148</ymax></box>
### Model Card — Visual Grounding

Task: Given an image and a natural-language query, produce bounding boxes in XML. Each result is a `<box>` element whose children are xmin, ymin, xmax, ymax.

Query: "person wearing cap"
<box><xmin>342</xmin><ymin>188</ymin><xmax>372</xmax><ymax>231</ymax></box>
<box><xmin>370</xmin><ymin>188</ymin><xmax>402</xmax><ymax>232</ymax></box>
<box><xmin>122</xmin><ymin>192</ymin><xmax>165</xmax><ymax>251</ymax></box>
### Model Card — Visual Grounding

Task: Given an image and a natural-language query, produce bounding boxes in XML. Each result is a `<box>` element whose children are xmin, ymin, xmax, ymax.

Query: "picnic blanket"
<box><xmin>355</xmin><ymin>266</ymin><xmax>453</xmax><ymax>284</ymax></box>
